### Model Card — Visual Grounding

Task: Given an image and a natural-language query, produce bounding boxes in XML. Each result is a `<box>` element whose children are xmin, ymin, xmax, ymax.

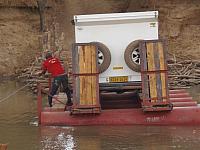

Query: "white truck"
<box><xmin>74</xmin><ymin>11</ymin><xmax>158</xmax><ymax>92</ymax></box>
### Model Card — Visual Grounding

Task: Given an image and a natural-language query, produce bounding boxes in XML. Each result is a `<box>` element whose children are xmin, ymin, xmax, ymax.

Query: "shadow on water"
<box><xmin>1</xmin><ymin>80</ymin><xmax>200</xmax><ymax>150</ymax></box>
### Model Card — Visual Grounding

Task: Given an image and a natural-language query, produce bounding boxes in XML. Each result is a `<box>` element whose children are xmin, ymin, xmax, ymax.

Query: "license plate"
<box><xmin>109</xmin><ymin>76</ymin><xmax>128</xmax><ymax>83</ymax></box>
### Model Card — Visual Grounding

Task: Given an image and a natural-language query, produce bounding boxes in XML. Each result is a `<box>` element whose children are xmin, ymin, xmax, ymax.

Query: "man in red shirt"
<box><xmin>40</xmin><ymin>51</ymin><xmax>72</xmax><ymax>107</ymax></box>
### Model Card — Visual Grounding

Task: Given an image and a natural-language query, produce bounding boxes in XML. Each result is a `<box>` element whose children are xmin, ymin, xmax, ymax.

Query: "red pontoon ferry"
<box><xmin>38</xmin><ymin>88</ymin><xmax>200</xmax><ymax>126</ymax></box>
<box><xmin>37</xmin><ymin>12</ymin><xmax>200</xmax><ymax>126</ymax></box>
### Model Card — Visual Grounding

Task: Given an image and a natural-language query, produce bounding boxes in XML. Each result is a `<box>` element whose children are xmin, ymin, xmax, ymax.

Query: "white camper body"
<box><xmin>74</xmin><ymin>11</ymin><xmax>158</xmax><ymax>86</ymax></box>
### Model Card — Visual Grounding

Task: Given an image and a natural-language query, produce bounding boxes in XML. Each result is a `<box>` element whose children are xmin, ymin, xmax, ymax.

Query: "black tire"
<box><xmin>124</xmin><ymin>40</ymin><xmax>142</xmax><ymax>72</ymax></box>
<box><xmin>92</xmin><ymin>42</ymin><xmax>111</xmax><ymax>73</ymax></box>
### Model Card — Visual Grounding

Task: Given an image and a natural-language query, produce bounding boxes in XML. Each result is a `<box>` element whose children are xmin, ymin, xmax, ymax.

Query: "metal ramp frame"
<box><xmin>140</xmin><ymin>40</ymin><xmax>173</xmax><ymax>112</ymax></box>
<box><xmin>71</xmin><ymin>43</ymin><xmax>101</xmax><ymax>114</ymax></box>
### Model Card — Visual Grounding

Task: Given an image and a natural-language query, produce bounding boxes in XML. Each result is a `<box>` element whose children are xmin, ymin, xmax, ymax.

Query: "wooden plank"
<box><xmin>78</xmin><ymin>46</ymin><xmax>81</xmax><ymax>91</ymax></box>
<box><xmin>91</xmin><ymin>46</ymin><xmax>97</xmax><ymax>105</ymax></box>
<box><xmin>90</xmin><ymin>45</ymin><xmax>94</xmax><ymax>105</ymax></box>
<box><xmin>79</xmin><ymin>46</ymin><xmax>85</xmax><ymax>105</ymax></box>
<box><xmin>72</xmin><ymin>45</ymin><xmax>77</xmax><ymax>104</ymax></box>
<box><xmin>72</xmin><ymin>43</ymin><xmax>100</xmax><ymax>113</ymax></box>
<box><xmin>140</xmin><ymin>40</ymin><xmax>171</xmax><ymax>111</ymax></box>
<box><xmin>90</xmin><ymin>45</ymin><xmax>95</xmax><ymax>105</ymax></box>
<box><xmin>140</xmin><ymin>42</ymin><xmax>150</xmax><ymax>101</ymax></box>
<box><xmin>85</xmin><ymin>45</ymin><xmax>92</xmax><ymax>105</ymax></box>
<box><xmin>90</xmin><ymin>46</ymin><xmax>94</xmax><ymax>105</ymax></box>
<box><xmin>76</xmin><ymin>46</ymin><xmax>80</xmax><ymax>104</ymax></box>
<box><xmin>72</xmin><ymin>45</ymin><xmax>79</xmax><ymax>105</ymax></box>
<box><xmin>83</xmin><ymin>46</ymin><xmax>89</xmax><ymax>105</ymax></box>
<box><xmin>83</xmin><ymin>46</ymin><xmax>88</xmax><ymax>105</ymax></box>
<box><xmin>154</xmin><ymin>42</ymin><xmax>162</xmax><ymax>102</ymax></box>
<box><xmin>146</xmin><ymin>42</ymin><xmax>157</xmax><ymax>102</ymax></box>
<box><xmin>78</xmin><ymin>45</ymin><xmax>98</xmax><ymax>105</ymax></box>
<box><xmin>158</xmin><ymin>42</ymin><xmax>167</xmax><ymax>101</ymax></box>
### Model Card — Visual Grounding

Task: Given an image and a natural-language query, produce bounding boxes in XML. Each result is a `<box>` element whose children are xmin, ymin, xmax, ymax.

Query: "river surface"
<box><xmin>1</xmin><ymin>81</ymin><xmax>200</xmax><ymax>150</ymax></box>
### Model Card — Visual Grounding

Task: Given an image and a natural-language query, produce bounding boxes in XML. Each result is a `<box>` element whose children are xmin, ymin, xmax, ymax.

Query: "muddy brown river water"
<box><xmin>1</xmin><ymin>80</ymin><xmax>200</xmax><ymax>150</ymax></box>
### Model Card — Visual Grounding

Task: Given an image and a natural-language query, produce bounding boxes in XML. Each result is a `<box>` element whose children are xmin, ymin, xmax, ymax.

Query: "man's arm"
<box><xmin>39</xmin><ymin>69</ymin><xmax>46</xmax><ymax>76</ymax></box>
<box><xmin>36</xmin><ymin>69</ymin><xmax>46</xmax><ymax>77</ymax></box>
<box><xmin>38</xmin><ymin>61</ymin><xmax>47</xmax><ymax>76</ymax></box>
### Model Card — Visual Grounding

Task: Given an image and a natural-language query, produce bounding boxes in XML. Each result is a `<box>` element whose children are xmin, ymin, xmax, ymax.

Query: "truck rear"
<box><xmin>74</xmin><ymin>11</ymin><xmax>158</xmax><ymax>92</ymax></box>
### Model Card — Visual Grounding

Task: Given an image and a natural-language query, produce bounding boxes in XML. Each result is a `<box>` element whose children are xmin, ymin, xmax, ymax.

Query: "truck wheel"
<box><xmin>92</xmin><ymin>42</ymin><xmax>111</xmax><ymax>73</ymax></box>
<box><xmin>124</xmin><ymin>40</ymin><xmax>141</xmax><ymax>72</ymax></box>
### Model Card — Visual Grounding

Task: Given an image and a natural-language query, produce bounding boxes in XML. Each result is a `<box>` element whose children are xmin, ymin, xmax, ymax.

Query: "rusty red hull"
<box><xmin>40</xmin><ymin>106</ymin><xmax>200</xmax><ymax>126</ymax></box>
<box><xmin>39</xmin><ymin>89</ymin><xmax>200</xmax><ymax>126</ymax></box>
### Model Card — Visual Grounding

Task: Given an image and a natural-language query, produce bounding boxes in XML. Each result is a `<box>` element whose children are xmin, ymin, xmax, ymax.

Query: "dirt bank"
<box><xmin>0</xmin><ymin>0</ymin><xmax>200</xmax><ymax>77</ymax></box>
<box><xmin>0</xmin><ymin>8</ymin><xmax>40</xmax><ymax>76</ymax></box>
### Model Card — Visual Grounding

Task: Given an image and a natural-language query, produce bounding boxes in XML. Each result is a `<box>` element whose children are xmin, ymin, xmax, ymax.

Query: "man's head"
<box><xmin>45</xmin><ymin>51</ymin><xmax>52</xmax><ymax>59</ymax></box>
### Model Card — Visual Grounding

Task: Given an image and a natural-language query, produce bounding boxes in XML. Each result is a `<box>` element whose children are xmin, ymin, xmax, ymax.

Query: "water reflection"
<box><xmin>40</xmin><ymin>127</ymin><xmax>75</xmax><ymax>150</ymax></box>
<box><xmin>40</xmin><ymin>126</ymin><xmax>200</xmax><ymax>150</ymax></box>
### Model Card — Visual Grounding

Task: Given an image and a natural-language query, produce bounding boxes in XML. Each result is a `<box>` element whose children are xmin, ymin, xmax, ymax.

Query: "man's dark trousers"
<box><xmin>48</xmin><ymin>74</ymin><xmax>72</xmax><ymax>107</ymax></box>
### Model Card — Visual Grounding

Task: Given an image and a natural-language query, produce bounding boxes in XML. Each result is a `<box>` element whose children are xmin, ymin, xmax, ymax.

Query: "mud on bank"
<box><xmin>1</xmin><ymin>0</ymin><xmax>200</xmax><ymax>77</ymax></box>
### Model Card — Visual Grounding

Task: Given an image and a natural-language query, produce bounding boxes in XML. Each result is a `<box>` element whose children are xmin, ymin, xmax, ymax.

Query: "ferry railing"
<box><xmin>37</xmin><ymin>79</ymin><xmax>68</xmax><ymax>124</ymax></box>
<box><xmin>37</xmin><ymin>83</ymin><xmax>42</xmax><ymax>124</ymax></box>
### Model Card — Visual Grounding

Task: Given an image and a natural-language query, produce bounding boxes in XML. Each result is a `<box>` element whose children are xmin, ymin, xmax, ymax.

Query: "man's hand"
<box><xmin>36</xmin><ymin>70</ymin><xmax>44</xmax><ymax>76</ymax></box>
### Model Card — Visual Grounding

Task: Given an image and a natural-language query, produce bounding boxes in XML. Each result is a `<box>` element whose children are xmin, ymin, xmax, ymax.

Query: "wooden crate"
<box><xmin>140</xmin><ymin>40</ymin><xmax>172</xmax><ymax>111</ymax></box>
<box><xmin>71</xmin><ymin>43</ymin><xmax>100</xmax><ymax>114</ymax></box>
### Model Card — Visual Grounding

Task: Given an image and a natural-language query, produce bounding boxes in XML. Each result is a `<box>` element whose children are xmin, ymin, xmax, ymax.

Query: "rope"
<box><xmin>50</xmin><ymin>95</ymin><xmax>66</xmax><ymax>106</ymax></box>
<box><xmin>0</xmin><ymin>83</ymin><xmax>29</xmax><ymax>103</ymax></box>
<box><xmin>41</xmin><ymin>90</ymin><xmax>69</xmax><ymax>111</ymax></box>
<box><xmin>42</xmin><ymin>90</ymin><xmax>66</xmax><ymax>106</ymax></box>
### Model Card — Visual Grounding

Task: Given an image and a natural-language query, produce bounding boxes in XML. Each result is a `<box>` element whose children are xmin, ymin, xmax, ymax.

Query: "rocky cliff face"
<box><xmin>0</xmin><ymin>8</ymin><xmax>40</xmax><ymax>77</ymax></box>
<box><xmin>0</xmin><ymin>0</ymin><xmax>200</xmax><ymax>76</ymax></box>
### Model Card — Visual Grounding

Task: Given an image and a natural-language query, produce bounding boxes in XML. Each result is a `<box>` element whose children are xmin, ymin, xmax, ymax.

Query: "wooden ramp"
<box><xmin>140</xmin><ymin>40</ymin><xmax>172</xmax><ymax>111</ymax></box>
<box><xmin>71</xmin><ymin>43</ymin><xmax>101</xmax><ymax>114</ymax></box>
